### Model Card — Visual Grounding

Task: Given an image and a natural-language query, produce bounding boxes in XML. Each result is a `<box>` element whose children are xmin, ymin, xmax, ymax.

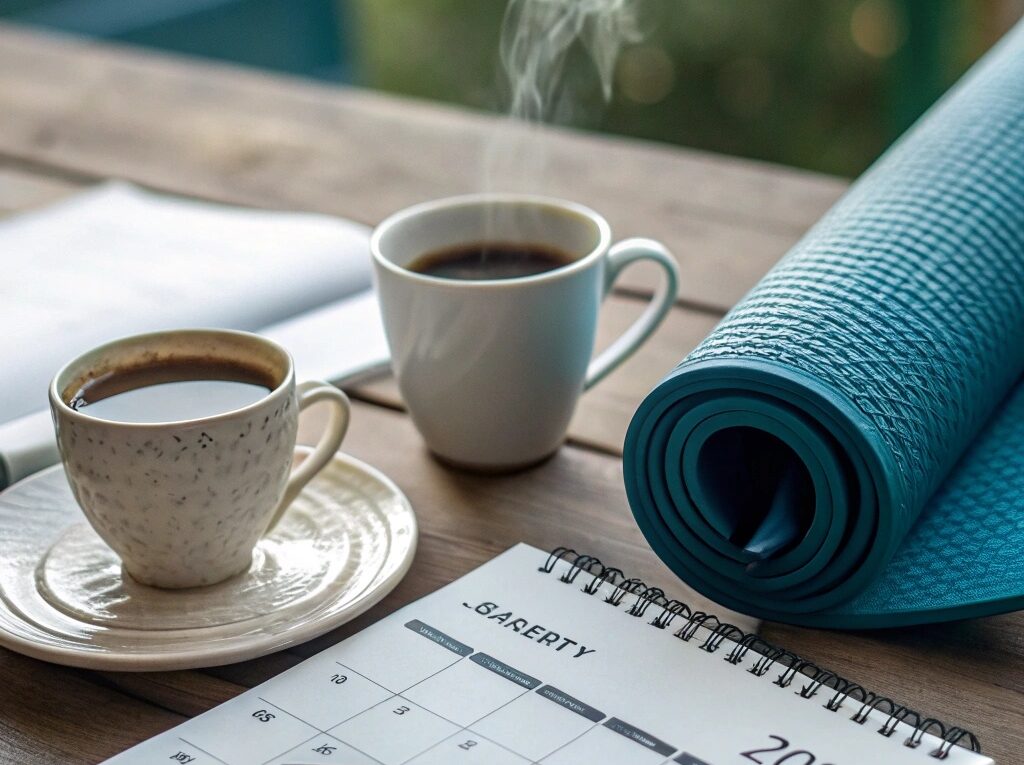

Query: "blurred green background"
<box><xmin>3</xmin><ymin>0</ymin><xmax>1022</xmax><ymax>177</ymax></box>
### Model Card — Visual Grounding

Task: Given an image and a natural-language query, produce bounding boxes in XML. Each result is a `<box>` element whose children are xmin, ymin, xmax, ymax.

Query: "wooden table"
<box><xmin>1</xmin><ymin>23</ymin><xmax>1021</xmax><ymax>765</ymax></box>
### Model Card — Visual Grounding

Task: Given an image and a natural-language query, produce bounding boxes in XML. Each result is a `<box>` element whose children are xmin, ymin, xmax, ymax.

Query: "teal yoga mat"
<box><xmin>624</xmin><ymin>20</ymin><xmax>1024</xmax><ymax>628</ymax></box>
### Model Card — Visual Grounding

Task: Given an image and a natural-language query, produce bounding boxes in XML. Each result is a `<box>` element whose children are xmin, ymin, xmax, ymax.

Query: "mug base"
<box><xmin>122</xmin><ymin>553</ymin><xmax>253</xmax><ymax>590</ymax></box>
<box><xmin>430</xmin><ymin>447</ymin><xmax>559</xmax><ymax>475</ymax></box>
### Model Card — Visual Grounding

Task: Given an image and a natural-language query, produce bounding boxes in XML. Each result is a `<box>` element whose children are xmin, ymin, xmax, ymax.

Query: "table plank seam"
<box><xmin>612</xmin><ymin>284</ymin><xmax>726</xmax><ymax>319</ymax></box>
<box><xmin>87</xmin><ymin>671</ymin><xmax>195</xmax><ymax>721</ymax></box>
<box><xmin>0</xmin><ymin>149</ymin><xmax>104</xmax><ymax>186</ymax></box>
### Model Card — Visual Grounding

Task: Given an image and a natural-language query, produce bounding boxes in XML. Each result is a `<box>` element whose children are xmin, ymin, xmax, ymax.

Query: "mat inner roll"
<box><xmin>691</xmin><ymin>426</ymin><xmax>813</xmax><ymax>558</ymax></box>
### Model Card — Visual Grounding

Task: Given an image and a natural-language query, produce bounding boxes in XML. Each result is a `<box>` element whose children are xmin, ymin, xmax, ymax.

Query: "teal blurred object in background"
<box><xmin>1</xmin><ymin>1</ymin><xmax>1022</xmax><ymax>176</ymax></box>
<box><xmin>0</xmin><ymin>0</ymin><xmax>354</xmax><ymax>80</ymax></box>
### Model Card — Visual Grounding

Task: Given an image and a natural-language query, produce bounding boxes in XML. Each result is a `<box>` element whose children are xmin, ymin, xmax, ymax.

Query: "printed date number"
<box><xmin>742</xmin><ymin>734</ymin><xmax>836</xmax><ymax>765</ymax></box>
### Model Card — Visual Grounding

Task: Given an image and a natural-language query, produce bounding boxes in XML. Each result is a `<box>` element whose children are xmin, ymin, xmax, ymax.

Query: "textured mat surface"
<box><xmin>623</xmin><ymin>20</ymin><xmax>1024</xmax><ymax>627</ymax></box>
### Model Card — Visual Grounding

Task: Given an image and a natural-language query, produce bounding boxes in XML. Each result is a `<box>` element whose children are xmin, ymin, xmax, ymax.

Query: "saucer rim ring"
<box><xmin>0</xmin><ymin>450</ymin><xmax>417</xmax><ymax>671</ymax></box>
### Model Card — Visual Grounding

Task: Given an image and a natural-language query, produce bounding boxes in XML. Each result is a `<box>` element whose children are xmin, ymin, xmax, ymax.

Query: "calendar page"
<box><xmin>106</xmin><ymin>544</ymin><xmax>991</xmax><ymax>765</ymax></box>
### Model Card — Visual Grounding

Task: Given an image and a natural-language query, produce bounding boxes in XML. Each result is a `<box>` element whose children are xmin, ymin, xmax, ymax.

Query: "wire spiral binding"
<box><xmin>538</xmin><ymin>547</ymin><xmax>983</xmax><ymax>760</ymax></box>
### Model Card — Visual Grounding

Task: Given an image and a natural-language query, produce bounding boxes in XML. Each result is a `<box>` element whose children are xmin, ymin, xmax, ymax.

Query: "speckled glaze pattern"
<box><xmin>48</xmin><ymin>329</ymin><xmax>348</xmax><ymax>589</ymax></box>
<box><xmin>0</xmin><ymin>447</ymin><xmax>417</xmax><ymax>670</ymax></box>
<box><xmin>54</xmin><ymin>394</ymin><xmax>297</xmax><ymax>588</ymax></box>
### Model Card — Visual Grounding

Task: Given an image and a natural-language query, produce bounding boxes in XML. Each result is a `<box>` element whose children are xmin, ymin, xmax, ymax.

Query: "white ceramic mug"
<box><xmin>48</xmin><ymin>329</ymin><xmax>350</xmax><ymax>588</ymax></box>
<box><xmin>371</xmin><ymin>194</ymin><xmax>680</xmax><ymax>470</ymax></box>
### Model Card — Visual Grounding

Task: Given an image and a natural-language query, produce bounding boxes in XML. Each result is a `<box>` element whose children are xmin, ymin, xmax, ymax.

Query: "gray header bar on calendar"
<box><xmin>603</xmin><ymin>717</ymin><xmax>676</xmax><ymax>757</ymax></box>
<box><xmin>404</xmin><ymin>619</ymin><xmax>473</xmax><ymax>656</ymax></box>
<box><xmin>535</xmin><ymin>685</ymin><xmax>604</xmax><ymax>722</ymax></box>
<box><xmin>469</xmin><ymin>653</ymin><xmax>541</xmax><ymax>689</ymax></box>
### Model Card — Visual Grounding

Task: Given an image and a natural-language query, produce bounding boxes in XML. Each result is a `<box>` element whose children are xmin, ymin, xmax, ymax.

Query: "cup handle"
<box><xmin>263</xmin><ymin>380</ymin><xmax>351</xmax><ymax>535</ymax></box>
<box><xmin>584</xmin><ymin>238</ymin><xmax>680</xmax><ymax>390</ymax></box>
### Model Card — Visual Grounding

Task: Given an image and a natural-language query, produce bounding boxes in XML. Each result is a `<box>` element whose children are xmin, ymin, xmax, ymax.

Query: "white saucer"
<box><xmin>0</xmin><ymin>447</ymin><xmax>416</xmax><ymax>671</ymax></box>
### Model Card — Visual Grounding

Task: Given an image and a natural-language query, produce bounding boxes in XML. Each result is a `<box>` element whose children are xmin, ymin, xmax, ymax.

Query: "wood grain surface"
<box><xmin>0</xmin><ymin>23</ymin><xmax>846</xmax><ymax>314</ymax></box>
<box><xmin>0</xmin><ymin>23</ymin><xmax>1020</xmax><ymax>765</ymax></box>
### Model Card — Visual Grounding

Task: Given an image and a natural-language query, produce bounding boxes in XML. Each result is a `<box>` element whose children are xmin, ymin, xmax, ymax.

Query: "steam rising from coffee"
<box><xmin>501</xmin><ymin>0</ymin><xmax>641</xmax><ymax>122</ymax></box>
<box><xmin>484</xmin><ymin>0</ymin><xmax>642</xmax><ymax>193</ymax></box>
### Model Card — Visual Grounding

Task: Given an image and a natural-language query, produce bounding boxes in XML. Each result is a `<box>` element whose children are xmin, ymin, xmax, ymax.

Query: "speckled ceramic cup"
<box><xmin>48</xmin><ymin>329</ymin><xmax>350</xmax><ymax>589</ymax></box>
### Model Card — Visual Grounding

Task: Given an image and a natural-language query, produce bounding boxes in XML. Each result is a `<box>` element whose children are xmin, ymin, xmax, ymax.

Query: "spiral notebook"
<box><xmin>105</xmin><ymin>544</ymin><xmax>989</xmax><ymax>764</ymax></box>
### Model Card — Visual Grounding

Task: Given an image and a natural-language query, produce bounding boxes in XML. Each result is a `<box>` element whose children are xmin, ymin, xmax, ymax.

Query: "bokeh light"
<box><xmin>618</xmin><ymin>44</ymin><xmax>676</xmax><ymax>105</ymax></box>
<box><xmin>850</xmin><ymin>0</ymin><xmax>907</xmax><ymax>58</ymax></box>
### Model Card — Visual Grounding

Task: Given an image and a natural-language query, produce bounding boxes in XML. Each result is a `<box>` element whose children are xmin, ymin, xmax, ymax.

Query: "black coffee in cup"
<box><xmin>408</xmin><ymin>243</ymin><xmax>574</xmax><ymax>281</ymax></box>
<box><xmin>67</xmin><ymin>358</ymin><xmax>275</xmax><ymax>423</ymax></box>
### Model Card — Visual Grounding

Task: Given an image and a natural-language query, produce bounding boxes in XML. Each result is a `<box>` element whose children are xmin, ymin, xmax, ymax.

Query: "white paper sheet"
<box><xmin>0</xmin><ymin>182</ymin><xmax>373</xmax><ymax>423</ymax></box>
<box><xmin>104</xmin><ymin>544</ymin><xmax>990</xmax><ymax>765</ymax></box>
<box><xmin>0</xmin><ymin>184</ymin><xmax>390</xmax><ymax>487</ymax></box>
<box><xmin>261</xmin><ymin>292</ymin><xmax>390</xmax><ymax>387</ymax></box>
<box><xmin>0</xmin><ymin>410</ymin><xmax>59</xmax><ymax>487</ymax></box>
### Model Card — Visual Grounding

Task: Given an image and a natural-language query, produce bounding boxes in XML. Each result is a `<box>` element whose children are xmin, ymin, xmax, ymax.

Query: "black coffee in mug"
<box><xmin>67</xmin><ymin>358</ymin><xmax>275</xmax><ymax>423</ymax></box>
<box><xmin>408</xmin><ymin>242</ymin><xmax>574</xmax><ymax>281</ymax></box>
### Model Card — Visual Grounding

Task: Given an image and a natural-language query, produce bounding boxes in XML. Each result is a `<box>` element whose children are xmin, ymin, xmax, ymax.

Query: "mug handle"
<box><xmin>584</xmin><ymin>238</ymin><xmax>680</xmax><ymax>390</ymax></box>
<box><xmin>264</xmin><ymin>380</ymin><xmax>351</xmax><ymax>534</ymax></box>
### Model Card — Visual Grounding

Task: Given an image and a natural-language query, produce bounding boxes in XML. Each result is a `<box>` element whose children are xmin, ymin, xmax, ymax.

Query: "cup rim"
<box><xmin>48</xmin><ymin>328</ymin><xmax>295</xmax><ymax>429</ymax></box>
<box><xmin>370</xmin><ymin>192</ymin><xmax>613</xmax><ymax>288</ymax></box>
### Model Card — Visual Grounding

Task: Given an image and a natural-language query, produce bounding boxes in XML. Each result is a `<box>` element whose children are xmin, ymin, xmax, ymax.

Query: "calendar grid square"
<box><xmin>329</xmin><ymin>694</ymin><xmax>462</xmax><ymax>763</ymax></box>
<box><xmin>336</xmin><ymin>660</ymin><xmax>402</xmax><ymax>695</ymax></box>
<box><xmin>257</xmin><ymin>732</ymin><xmax>321</xmax><ymax>765</ymax></box>
<box><xmin>529</xmin><ymin>718</ymin><xmax>602</xmax><ymax>763</ymax></box>
<box><xmin>404</xmin><ymin>728</ymin><xmax>533</xmax><ymax>765</ymax></box>
<box><xmin>397</xmin><ymin>655</ymin><xmax>468</xmax><ymax>695</ymax></box>
<box><xmin>257</xmin><ymin>657</ymin><xmax>394</xmax><ymax>736</ymax></box>
<box><xmin>177</xmin><ymin>737</ymin><xmax>230</xmax><ymax>765</ymax></box>
<box><xmin>471</xmin><ymin>684</ymin><xmax>606</xmax><ymax>762</ymax></box>
<box><xmin>464</xmin><ymin>685</ymin><xmax>533</xmax><ymax>729</ymax></box>
<box><xmin>404</xmin><ymin>658</ymin><xmax>533</xmax><ymax>728</ymax></box>
<box><xmin>265</xmin><ymin>732</ymin><xmax>386</xmax><ymax>765</ymax></box>
<box><xmin>257</xmin><ymin>696</ymin><xmax>327</xmax><ymax>731</ymax></box>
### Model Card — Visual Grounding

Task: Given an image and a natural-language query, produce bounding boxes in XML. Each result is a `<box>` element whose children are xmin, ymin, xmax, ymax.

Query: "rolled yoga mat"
<box><xmin>623</xmin><ymin>20</ymin><xmax>1024</xmax><ymax>628</ymax></box>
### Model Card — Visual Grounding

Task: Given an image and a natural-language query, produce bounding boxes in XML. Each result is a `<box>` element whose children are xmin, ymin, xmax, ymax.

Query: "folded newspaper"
<box><xmin>0</xmin><ymin>183</ymin><xmax>389</xmax><ymax>488</ymax></box>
